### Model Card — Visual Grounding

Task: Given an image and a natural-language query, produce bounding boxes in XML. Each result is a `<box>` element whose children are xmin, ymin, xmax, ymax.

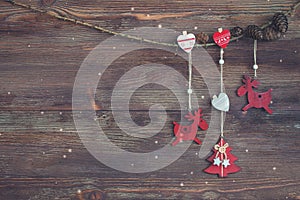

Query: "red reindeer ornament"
<box><xmin>172</xmin><ymin>108</ymin><xmax>208</xmax><ymax>146</ymax></box>
<box><xmin>237</xmin><ymin>75</ymin><xmax>273</xmax><ymax>114</ymax></box>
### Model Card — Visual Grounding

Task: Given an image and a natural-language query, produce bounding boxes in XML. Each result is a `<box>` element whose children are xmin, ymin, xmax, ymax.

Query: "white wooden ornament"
<box><xmin>211</xmin><ymin>92</ymin><xmax>230</xmax><ymax>112</ymax></box>
<box><xmin>177</xmin><ymin>32</ymin><xmax>196</xmax><ymax>53</ymax></box>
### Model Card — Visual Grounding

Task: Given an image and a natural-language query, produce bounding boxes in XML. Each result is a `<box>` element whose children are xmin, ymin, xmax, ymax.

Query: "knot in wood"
<box><xmin>41</xmin><ymin>0</ymin><xmax>56</xmax><ymax>7</ymax></box>
<box><xmin>88</xmin><ymin>190</ymin><xmax>104</xmax><ymax>200</ymax></box>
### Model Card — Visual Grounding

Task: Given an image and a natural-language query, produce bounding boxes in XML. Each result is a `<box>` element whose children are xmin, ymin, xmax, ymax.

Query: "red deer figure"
<box><xmin>237</xmin><ymin>75</ymin><xmax>273</xmax><ymax>114</ymax></box>
<box><xmin>172</xmin><ymin>108</ymin><xmax>208</xmax><ymax>146</ymax></box>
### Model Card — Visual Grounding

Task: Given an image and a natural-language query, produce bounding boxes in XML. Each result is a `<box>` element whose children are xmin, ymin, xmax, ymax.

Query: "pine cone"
<box><xmin>272</xmin><ymin>13</ymin><xmax>288</xmax><ymax>33</ymax></box>
<box><xmin>230</xmin><ymin>26</ymin><xmax>244</xmax><ymax>37</ymax></box>
<box><xmin>245</xmin><ymin>25</ymin><xmax>264</xmax><ymax>40</ymax></box>
<box><xmin>195</xmin><ymin>32</ymin><xmax>209</xmax><ymax>44</ymax></box>
<box><xmin>263</xmin><ymin>25</ymin><xmax>282</xmax><ymax>41</ymax></box>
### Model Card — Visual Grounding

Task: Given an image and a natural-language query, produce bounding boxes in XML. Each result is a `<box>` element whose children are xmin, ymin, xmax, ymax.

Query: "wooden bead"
<box><xmin>253</xmin><ymin>64</ymin><xmax>258</xmax><ymax>70</ymax></box>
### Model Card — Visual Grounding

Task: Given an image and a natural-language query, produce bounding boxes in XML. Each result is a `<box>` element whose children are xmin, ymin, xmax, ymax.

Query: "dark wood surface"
<box><xmin>0</xmin><ymin>0</ymin><xmax>299</xmax><ymax>199</ymax></box>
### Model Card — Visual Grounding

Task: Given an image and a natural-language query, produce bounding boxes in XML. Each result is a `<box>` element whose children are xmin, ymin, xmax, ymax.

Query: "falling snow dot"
<box><xmin>63</xmin><ymin>155</ymin><xmax>67</xmax><ymax>158</ymax></box>
<box><xmin>77</xmin><ymin>189</ymin><xmax>81</xmax><ymax>194</ymax></box>
<box><xmin>208</xmin><ymin>8</ymin><xmax>212</xmax><ymax>11</ymax></box>
<box><xmin>180</xmin><ymin>182</ymin><xmax>184</xmax><ymax>187</ymax></box>
<box><xmin>158</xmin><ymin>24</ymin><xmax>162</xmax><ymax>28</ymax></box>
<box><xmin>273</xmin><ymin>167</ymin><xmax>276</xmax><ymax>170</ymax></box>
<box><xmin>205</xmin><ymin>181</ymin><xmax>208</xmax><ymax>185</ymax></box>
<box><xmin>60</xmin><ymin>128</ymin><xmax>63</xmax><ymax>132</ymax></box>
<box><xmin>28</xmin><ymin>44</ymin><xmax>31</xmax><ymax>48</ymax></box>
<box><xmin>245</xmin><ymin>149</ymin><xmax>249</xmax><ymax>152</ymax></box>
<box><xmin>190</xmin><ymin>171</ymin><xmax>194</xmax><ymax>175</ymax></box>
<box><xmin>194</xmin><ymin>26</ymin><xmax>198</xmax><ymax>30</ymax></box>
<box><xmin>98</xmin><ymin>72</ymin><xmax>102</xmax><ymax>76</ymax></box>
<box><xmin>0</xmin><ymin>133</ymin><xmax>2</xmax><ymax>136</ymax></box>
<box><xmin>294</xmin><ymin>50</ymin><xmax>297</xmax><ymax>53</ymax></box>
<box><xmin>72</xmin><ymin>37</ymin><xmax>75</xmax><ymax>41</ymax></box>
<box><xmin>42</xmin><ymin>151</ymin><xmax>45</xmax><ymax>155</ymax></box>
<box><xmin>113</xmin><ymin>46</ymin><xmax>116</xmax><ymax>50</ymax></box>
<box><xmin>155</xmin><ymin>155</ymin><xmax>158</xmax><ymax>159</ymax></box>
<box><xmin>7</xmin><ymin>92</ymin><xmax>11</xmax><ymax>95</ymax></box>
<box><xmin>131</xmin><ymin>7</ymin><xmax>135</xmax><ymax>11</ymax></box>
<box><xmin>195</xmin><ymin>152</ymin><xmax>198</xmax><ymax>155</ymax></box>
<box><xmin>147</xmin><ymin>14</ymin><xmax>150</xmax><ymax>17</ymax></box>
<box><xmin>68</xmin><ymin>149</ymin><xmax>72</xmax><ymax>153</ymax></box>
<box><xmin>41</xmin><ymin>111</ymin><xmax>44</xmax><ymax>115</ymax></box>
<box><xmin>233</xmin><ymin>180</ymin><xmax>236</xmax><ymax>183</ymax></box>
<box><xmin>201</xmin><ymin>95</ymin><xmax>205</xmax><ymax>99</ymax></box>
<box><xmin>280</xmin><ymin>59</ymin><xmax>283</xmax><ymax>63</ymax></box>
<box><xmin>59</xmin><ymin>112</ymin><xmax>63</xmax><ymax>115</ymax></box>
<box><xmin>155</xmin><ymin>140</ymin><xmax>158</xmax><ymax>144</ymax></box>
<box><xmin>131</xmin><ymin>163</ymin><xmax>134</xmax><ymax>166</ymax></box>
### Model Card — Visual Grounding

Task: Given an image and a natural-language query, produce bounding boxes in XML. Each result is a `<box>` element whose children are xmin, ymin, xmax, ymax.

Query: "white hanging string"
<box><xmin>188</xmin><ymin>52</ymin><xmax>193</xmax><ymax>111</ymax></box>
<box><xmin>220</xmin><ymin>48</ymin><xmax>224</xmax><ymax>93</ymax></box>
<box><xmin>253</xmin><ymin>39</ymin><xmax>258</xmax><ymax>78</ymax></box>
<box><xmin>219</xmin><ymin>48</ymin><xmax>225</xmax><ymax>137</ymax></box>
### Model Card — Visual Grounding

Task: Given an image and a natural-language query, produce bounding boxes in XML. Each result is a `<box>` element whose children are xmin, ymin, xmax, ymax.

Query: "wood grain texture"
<box><xmin>0</xmin><ymin>0</ymin><xmax>300</xmax><ymax>199</ymax></box>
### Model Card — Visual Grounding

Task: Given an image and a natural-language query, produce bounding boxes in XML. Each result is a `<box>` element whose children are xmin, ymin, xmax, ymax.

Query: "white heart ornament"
<box><xmin>177</xmin><ymin>33</ymin><xmax>196</xmax><ymax>53</ymax></box>
<box><xmin>211</xmin><ymin>93</ymin><xmax>230</xmax><ymax>112</ymax></box>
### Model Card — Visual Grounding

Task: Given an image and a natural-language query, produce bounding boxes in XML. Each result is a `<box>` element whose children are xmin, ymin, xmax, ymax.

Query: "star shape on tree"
<box><xmin>213</xmin><ymin>157</ymin><xmax>222</xmax><ymax>166</ymax></box>
<box><xmin>222</xmin><ymin>159</ymin><xmax>230</xmax><ymax>168</ymax></box>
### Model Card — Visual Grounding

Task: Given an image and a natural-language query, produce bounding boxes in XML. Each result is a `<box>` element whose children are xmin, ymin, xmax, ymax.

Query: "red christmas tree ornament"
<box><xmin>172</xmin><ymin>108</ymin><xmax>208</xmax><ymax>146</ymax></box>
<box><xmin>205</xmin><ymin>28</ymin><xmax>240</xmax><ymax>178</ymax></box>
<box><xmin>213</xmin><ymin>28</ymin><xmax>231</xmax><ymax>48</ymax></box>
<box><xmin>204</xmin><ymin>137</ymin><xmax>240</xmax><ymax>177</ymax></box>
<box><xmin>237</xmin><ymin>75</ymin><xmax>273</xmax><ymax>114</ymax></box>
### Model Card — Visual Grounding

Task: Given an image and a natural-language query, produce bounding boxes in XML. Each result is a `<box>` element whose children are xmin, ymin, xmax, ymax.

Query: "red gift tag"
<box><xmin>213</xmin><ymin>28</ymin><xmax>231</xmax><ymax>48</ymax></box>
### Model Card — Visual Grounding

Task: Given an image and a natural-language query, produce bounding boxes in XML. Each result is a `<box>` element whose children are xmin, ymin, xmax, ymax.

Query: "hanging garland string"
<box><xmin>4</xmin><ymin>0</ymin><xmax>300</xmax><ymax>47</ymax></box>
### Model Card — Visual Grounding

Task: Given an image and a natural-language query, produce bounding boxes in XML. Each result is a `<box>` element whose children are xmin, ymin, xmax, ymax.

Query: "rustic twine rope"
<box><xmin>188</xmin><ymin>52</ymin><xmax>193</xmax><ymax>111</ymax></box>
<box><xmin>219</xmin><ymin>47</ymin><xmax>225</xmax><ymax>137</ymax></box>
<box><xmin>4</xmin><ymin>0</ymin><xmax>300</xmax><ymax>48</ymax></box>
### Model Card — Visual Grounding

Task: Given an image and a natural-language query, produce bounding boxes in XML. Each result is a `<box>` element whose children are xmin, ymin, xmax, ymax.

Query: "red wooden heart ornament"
<box><xmin>213</xmin><ymin>28</ymin><xmax>231</xmax><ymax>48</ymax></box>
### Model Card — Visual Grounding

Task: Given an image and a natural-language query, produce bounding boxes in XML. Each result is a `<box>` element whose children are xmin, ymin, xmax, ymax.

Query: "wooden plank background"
<box><xmin>0</xmin><ymin>0</ymin><xmax>299</xmax><ymax>199</ymax></box>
